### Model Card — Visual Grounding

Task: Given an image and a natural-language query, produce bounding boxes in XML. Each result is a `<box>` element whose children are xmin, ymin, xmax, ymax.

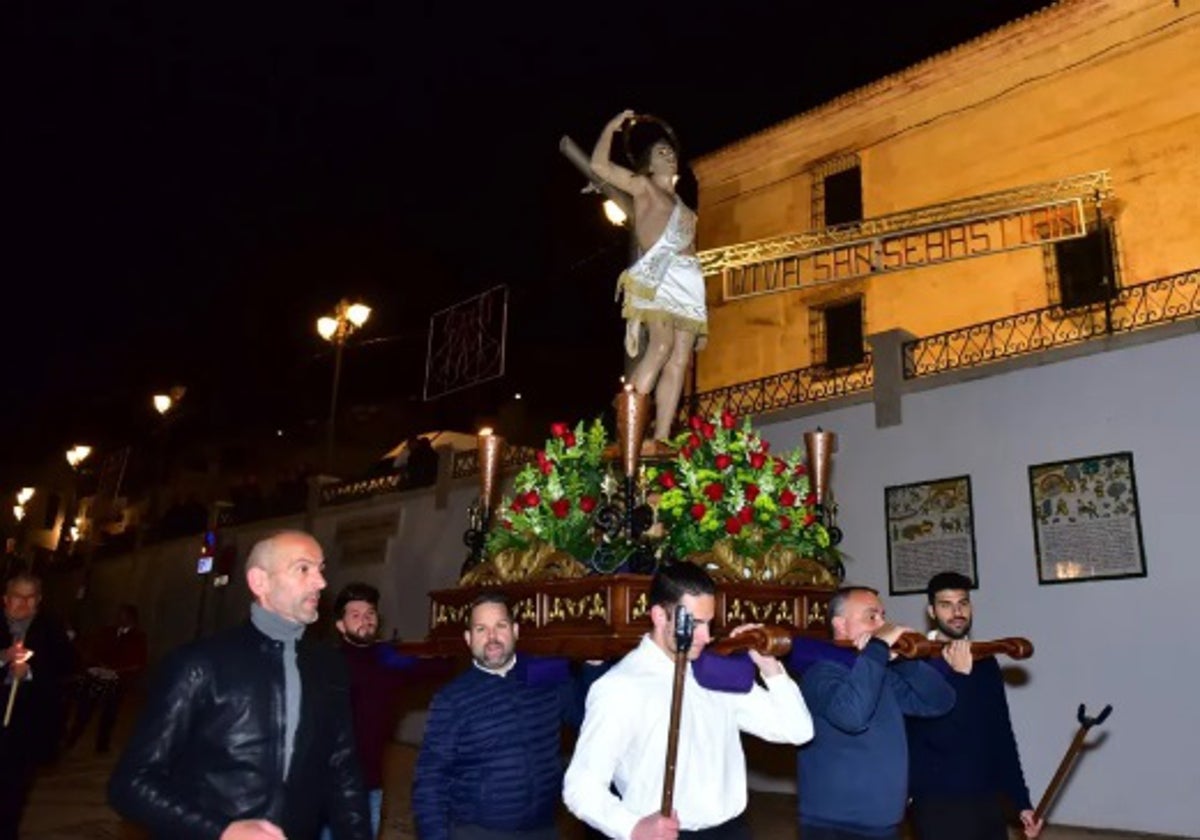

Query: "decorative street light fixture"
<box><xmin>316</xmin><ymin>298</ymin><xmax>372</xmax><ymax>472</ymax></box>
<box><xmin>66</xmin><ymin>445</ymin><xmax>92</xmax><ymax>470</ymax></box>
<box><xmin>152</xmin><ymin>385</ymin><xmax>187</xmax><ymax>416</ymax></box>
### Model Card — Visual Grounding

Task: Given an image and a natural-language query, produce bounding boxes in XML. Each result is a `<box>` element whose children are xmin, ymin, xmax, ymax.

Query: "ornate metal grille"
<box><xmin>904</xmin><ymin>268</ymin><xmax>1200</xmax><ymax>378</ymax></box>
<box><xmin>450</xmin><ymin>446</ymin><xmax>538</xmax><ymax>481</ymax></box>
<box><xmin>701</xmin><ymin>171</ymin><xmax>1110</xmax><ymax>274</ymax></box>
<box><xmin>683</xmin><ymin>355</ymin><xmax>874</xmax><ymax>422</ymax></box>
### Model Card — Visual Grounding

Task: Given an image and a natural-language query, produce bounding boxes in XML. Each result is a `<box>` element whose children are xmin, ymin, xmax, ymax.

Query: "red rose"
<box><xmin>525</xmin><ymin>490</ymin><xmax>540</xmax><ymax>507</ymax></box>
<box><xmin>779</xmin><ymin>515</ymin><xmax>792</xmax><ymax>530</ymax></box>
<box><xmin>551</xmin><ymin>498</ymin><xmax>570</xmax><ymax>518</ymax></box>
<box><xmin>773</xmin><ymin>458</ymin><xmax>787</xmax><ymax>476</ymax></box>
<box><xmin>724</xmin><ymin>516</ymin><xmax>742</xmax><ymax>535</ymax></box>
<box><xmin>720</xmin><ymin>411</ymin><xmax>736</xmax><ymax>430</ymax></box>
<box><xmin>690</xmin><ymin>503</ymin><xmax>707</xmax><ymax>521</ymax></box>
<box><xmin>658</xmin><ymin>471</ymin><xmax>676</xmax><ymax>489</ymax></box>
<box><xmin>681</xmin><ymin>445</ymin><xmax>694</xmax><ymax>459</ymax></box>
<box><xmin>805</xmin><ymin>492</ymin><xmax>817</xmax><ymax>506</ymax></box>
<box><xmin>580</xmin><ymin>495</ymin><xmax>597</xmax><ymax>513</ymax></box>
<box><xmin>701</xmin><ymin>422</ymin><xmax>715</xmax><ymax>440</ymax></box>
<box><xmin>688</xmin><ymin>433</ymin><xmax>702</xmax><ymax>450</ymax></box>
<box><xmin>536</xmin><ymin>450</ymin><xmax>554</xmax><ymax>475</ymax></box>
<box><xmin>550</xmin><ymin>422</ymin><xmax>569</xmax><ymax>438</ymax></box>
<box><xmin>804</xmin><ymin>512</ymin><xmax>817</xmax><ymax>526</ymax></box>
<box><xmin>749</xmin><ymin>452</ymin><xmax>767</xmax><ymax>469</ymax></box>
<box><xmin>794</xmin><ymin>463</ymin><xmax>808</xmax><ymax>476</ymax></box>
<box><xmin>563</xmin><ymin>431</ymin><xmax>576</xmax><ymax>448</ymax></box>
<box><xmin>779</xmin><ymin>489</ymin><xmax>797</xmax><ymax>507</ymax></box>
<box><xmin>760</xmin><ymin>439</ymin><xmax>770</xmax><ymax>454</ymax></box>
<box><xmin>704</xmin><ymin>482</ymin><xmax>724</xmax><ymax>502</ymax></box>
<box><xmin>689</xmin><ymin>415</ymin><xmax>704</xmax><ymax>431</ymax></box>
<box><xmin>714</xmin><ymin>454</ymin><xmax>732</xmax><ymax>470</ymax></box>
<box><xmin>744</xmin><ymin>483</ymin><xmax>760</xmax><ymax>502</ymax></box>
<box><xmin>502</xmin><ymin>520</ymin><xmax>513</xmax><ymax>530</ymax></box>
<box><xmin>511</xmin><ymin>498</ymin><xmax>525</xmax><ymax>513</ymax></box>
<box><xmin>738</xmin><ymin>506</ymin><xmax>753</xmax><ymax>524</ymax></box>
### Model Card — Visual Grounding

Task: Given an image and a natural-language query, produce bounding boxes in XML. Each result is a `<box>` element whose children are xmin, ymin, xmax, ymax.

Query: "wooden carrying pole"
<box><xmin>660</xmin><ymin>605</ymin><xmax>694</xmax><ymax>817</ymax></box>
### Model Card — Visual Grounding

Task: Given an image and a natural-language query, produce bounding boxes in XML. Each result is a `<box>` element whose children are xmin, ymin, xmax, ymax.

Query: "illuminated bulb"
<box><xmin>603</xmin><ymin>199</ymin><xmax>627</xmax><ymax>226</ymax></box>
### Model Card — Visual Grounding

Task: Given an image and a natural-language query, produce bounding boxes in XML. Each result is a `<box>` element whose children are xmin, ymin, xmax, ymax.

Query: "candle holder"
<box><xmin>803</xmin><ymin>428</ymin><xmax>844</xmax><ymax>549</ymax></box>
<box><xmin>462</xmin><ymin>428</ymin><xmax>505</xmax><ymax>573</ymax></box>
<box><xmin>615</xmin><ymin>386</ymin><xmax>653</xmax><ymax>541</ymax></box>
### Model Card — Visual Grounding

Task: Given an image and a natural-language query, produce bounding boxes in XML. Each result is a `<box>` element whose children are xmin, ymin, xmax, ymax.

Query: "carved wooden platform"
<box><xmin>397</xmin><ymin>575</ymin><xmax>835</xmax><ymax>660</ymax></box>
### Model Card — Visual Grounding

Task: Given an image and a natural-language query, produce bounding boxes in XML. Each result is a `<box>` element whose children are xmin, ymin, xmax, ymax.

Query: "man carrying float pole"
<box><xmin>563</xmin><ymin>561</ymin><xmax>813</xmax><ymax>839</ymax></box>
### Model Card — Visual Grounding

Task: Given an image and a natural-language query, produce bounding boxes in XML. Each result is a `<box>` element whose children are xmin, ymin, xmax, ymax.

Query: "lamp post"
<box><xmin>12</xmin><ymin>487</ymin><xmax>34</xmax><ymax>571</ymax></box>
<box><xmin>64</xmin><ymin>446</ymin><xmax>92</xmax><ymax>554</ymax></box>
<box><xmin>316</xmin><ymin>299</ymin><xmax>371</xmax><ymax>473</ymax></box>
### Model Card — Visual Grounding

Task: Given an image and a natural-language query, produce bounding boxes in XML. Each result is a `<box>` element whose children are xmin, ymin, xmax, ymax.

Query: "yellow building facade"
<box><xmin>692</xmin><ymin>0</ymin><xmax>1200</xmax><ymax>393</ymax></box>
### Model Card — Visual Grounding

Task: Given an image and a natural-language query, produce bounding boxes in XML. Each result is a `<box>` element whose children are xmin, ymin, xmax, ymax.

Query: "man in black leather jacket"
<box><xmin>109</xmin><ymin>530</ymin><xmax>371</xmax><ymax>840</ymax></box>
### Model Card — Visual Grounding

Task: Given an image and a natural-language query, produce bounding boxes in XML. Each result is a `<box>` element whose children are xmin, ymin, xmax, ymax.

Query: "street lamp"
<box><xmin>66</xmin><ymin>445</ymin><xmax>92</xmax><ymax>470</ymax></box>
<box><xmin>603</xmin><ymin>199</ymin><xmax>628</xmax><ymax>226</ymax></box>
<box><xmin>316</xmin><ymin>298</ymin><xmax>372</xmax><ymax>472</ymax></box>
<box><xmin>152</xmin><ymin>385</ymin><xmax>187</xmax><ymax>416</ymax></box>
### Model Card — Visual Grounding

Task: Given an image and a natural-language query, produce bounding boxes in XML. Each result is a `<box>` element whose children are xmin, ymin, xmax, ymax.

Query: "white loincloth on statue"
<box><xmin>617</xmin><ymin>200</ymin><xmax>707</xmax><ymax>337</ymax></box>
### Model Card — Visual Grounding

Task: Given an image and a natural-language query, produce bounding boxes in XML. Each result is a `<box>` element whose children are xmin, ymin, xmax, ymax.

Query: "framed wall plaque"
<box><xmin>1029</xmin><ymin>451</ymin><xmax>1146</xmax><ymax>585</ymax></box>
<box><xmin>885</xmin><ymin>475</ymin><xmax>978</xmax><ymax>595</ymax></box>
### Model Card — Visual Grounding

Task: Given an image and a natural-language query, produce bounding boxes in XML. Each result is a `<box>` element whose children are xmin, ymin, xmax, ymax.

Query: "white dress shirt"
<box><xmin>563</xmin><ymin>635</ymin><xmax>813</xmax><ymax>838</ymax></box>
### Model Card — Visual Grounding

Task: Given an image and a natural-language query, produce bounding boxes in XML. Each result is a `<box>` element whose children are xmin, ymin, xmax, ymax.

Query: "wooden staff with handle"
<box><xmin>660</xmin><ymin>604</ymin><xmax>694</xmax><ymax>817</ymax></box>
<box><xmin>1034</xmin><ymin>703</ymin><xmax>1113</xmax><ymax>824</ymax></box>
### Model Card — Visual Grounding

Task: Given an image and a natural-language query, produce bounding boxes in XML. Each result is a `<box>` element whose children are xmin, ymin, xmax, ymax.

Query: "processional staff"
<box><xmin>660</xmin><ymin>604</ymin><xmax>694</xmax><ymax>817</ymax></box>
<box><xmin>1034</xmin><ymin>703</ymin><xmax>1113</xmax><ymax>825</ymax></box>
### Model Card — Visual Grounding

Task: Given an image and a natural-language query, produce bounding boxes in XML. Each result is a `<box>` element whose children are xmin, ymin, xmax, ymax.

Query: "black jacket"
<box><xmin>0</xmin><ymin>611</ymin><xmax>74</xmax><ymax>764</ymax></box>
<box><xmin>108</xmin><ymin>620</ymin><xmax>371</xmax><ymax>840</ymax></box>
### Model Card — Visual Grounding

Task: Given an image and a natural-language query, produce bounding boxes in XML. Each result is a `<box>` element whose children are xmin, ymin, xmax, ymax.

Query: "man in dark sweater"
<box><xmin>323</xmin><ymin>582</ymin><xmax>419</xmax><ymax>840</ymax></box>
<box><xmin>412</xmin><ymin>592</ymin><xmax>582</xmax><ymax>840</ymax></box>
<box><xmin>791</xmin><ymin>586</ymin><xmax>955</xmax><ymax>840</ymax></box>
<box><xmin>906</xmin><ymin>572</ymin><xmax>1043</xmax><ymax>840</ymax></box>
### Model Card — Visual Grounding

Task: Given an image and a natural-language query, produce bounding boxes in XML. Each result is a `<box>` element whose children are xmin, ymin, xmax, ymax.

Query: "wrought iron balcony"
<box><xmin>904</xmin><ymin>268</ymin><xmax>1200</xmax><ymax>378</ymax></box>
<box><xmin>683</xmin><ymin>356</ymin><xmax>875</xmax><ymax>421</ymax></box>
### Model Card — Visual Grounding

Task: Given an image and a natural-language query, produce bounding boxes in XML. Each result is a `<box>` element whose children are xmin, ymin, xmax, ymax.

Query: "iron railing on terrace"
<box><xmin>320</xmin><ymin>468</ymin><xmax>422</xmax><ymax>506</ymax></box>
<box><xmin>451</xmin><ymin>445</ymin><xmax>538</xmax><ymax>480</ymax></box>
<box><xmin>904</xmin><ymin>268</ymin><xmax>1200</xmax><ymax>378</ymax></box>
<box><xmin>683</xmin><ymin>355</ymin><xmax>874</xmax><ymax>422</ymax></box>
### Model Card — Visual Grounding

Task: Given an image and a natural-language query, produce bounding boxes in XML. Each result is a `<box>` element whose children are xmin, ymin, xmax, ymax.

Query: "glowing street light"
<box><xmin>603</xmin><ymin>199</ymin><xmax>628</xmax><ymax>226</ymax></box>
<box><xmin>316</xmin><ymin>299</ymin><xmax>372</xmax><ymax>471</ymax></box>
<box><xmin>66</xmin><ymin>445</ymin><xmax>92</xmax><ymax>469</ymax></box>
<box><xmin>152</xmin><ymin>385</ymin><xmax>187</xmax><ymax>417</ymax></box>
<box><xmin>16</xmin><ymin>487</ymin><xmax>34</xmax><ymax>507</ymax></box>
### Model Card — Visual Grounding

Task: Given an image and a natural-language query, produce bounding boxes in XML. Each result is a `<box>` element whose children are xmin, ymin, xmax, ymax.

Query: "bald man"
<box><xmin>110</xmin><ymin>530</ymin><xmax>371</xmax><ymax>840</ymax></box>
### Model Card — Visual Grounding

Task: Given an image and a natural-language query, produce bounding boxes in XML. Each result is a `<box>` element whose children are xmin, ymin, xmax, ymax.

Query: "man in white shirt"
<box><xmin>563</xmin><ymin>562</ymin><xmax>814</xmax><ymax>839</ymax></box>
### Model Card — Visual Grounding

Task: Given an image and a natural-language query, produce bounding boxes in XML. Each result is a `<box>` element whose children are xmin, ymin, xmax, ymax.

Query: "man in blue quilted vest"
<box><xmin>412</xmin><ymin>592</ymin><xmax>583</xmax><ymax>840</ymax></box>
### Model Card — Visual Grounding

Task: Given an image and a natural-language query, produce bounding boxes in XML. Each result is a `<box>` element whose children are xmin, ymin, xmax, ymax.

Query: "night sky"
<box><xmin>1</xmin><ymin>1</ymin><xmax>1052</xmax><ymax>477</ymax></box>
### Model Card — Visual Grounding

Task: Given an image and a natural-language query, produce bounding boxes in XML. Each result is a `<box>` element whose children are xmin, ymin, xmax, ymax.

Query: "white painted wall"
<box><xmin>759</xmin><ymin>330</ymin><xmax>1200</xmax><ymax>838</ymax></box>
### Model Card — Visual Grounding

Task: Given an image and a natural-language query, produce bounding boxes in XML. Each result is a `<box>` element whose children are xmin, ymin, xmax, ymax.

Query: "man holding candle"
<box><xmin>1</xmin><ymin>572</ymin><xmax>74</xmax><ymax>840</ymax></box>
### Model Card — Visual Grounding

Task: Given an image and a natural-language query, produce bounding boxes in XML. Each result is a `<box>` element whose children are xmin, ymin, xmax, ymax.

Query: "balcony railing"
<box><xmin>904</xmin><ymin>268</ymin><xmax>1200</xmax><ymax>378</ymax></box>
<box><xmin>451</xmin><ymin>445</ymin><xmax>539</xmax><ymax>481</ymax></box>
<box><xmin>320</xmin><ymin>468</ymin><xmax>426</xmax><ymax>506</ymax></box>
<box><xmin>684</xmin><ymin>356</ymin><xmax>875</xmax><ymax>421</ymax></box>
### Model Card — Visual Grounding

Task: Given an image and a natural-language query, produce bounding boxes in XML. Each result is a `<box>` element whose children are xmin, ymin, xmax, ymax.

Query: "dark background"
<box><xmin>0</xmin><ymin>1</ymin><xmax>1052</xmax><ymax>476</ymax></box>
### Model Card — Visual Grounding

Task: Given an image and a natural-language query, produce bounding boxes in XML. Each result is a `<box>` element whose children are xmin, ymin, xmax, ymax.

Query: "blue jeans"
<box><xmin>320</xmin><ymin>787</ymin><xmax>382</xmax><ymax>840</ymax></box>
